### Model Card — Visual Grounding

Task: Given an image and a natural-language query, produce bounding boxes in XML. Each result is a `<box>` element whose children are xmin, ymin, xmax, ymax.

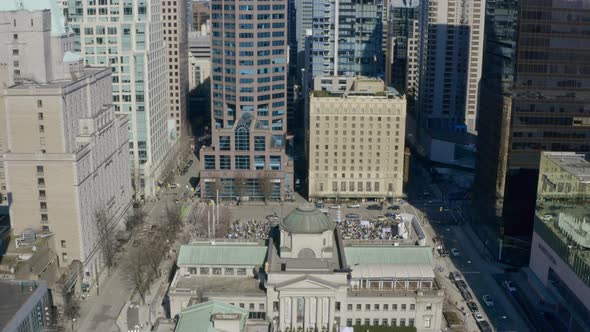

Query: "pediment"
<box><xmin>275</xmin><ymin>275</ymin><xmax>338</xmax><ymax>290</ymax></box>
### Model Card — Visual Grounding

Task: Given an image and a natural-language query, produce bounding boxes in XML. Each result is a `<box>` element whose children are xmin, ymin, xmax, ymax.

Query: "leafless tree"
<box><xmin>216</xmin><ymin>207</ymin><xmax>233</xmax><ymax>237</ymax></box>
<box><xmin>62</xmin><ymin>291</ymin><xmax>80</xmax><ymax>324</ymax></box>
<box><xmin>235</xmin><ymin>173</ymin><xmax>248</xmax><ymax>201</ymax></box>
<box><xmin>143</xmin><ymin>239</ymin><xmax>166</xmax><ymax>279</ymax></box>
<box><xmin>189</xmin><ymin>206</ymin><xmax>208</xmax><ymax>238</ymax></box>
<box><xmin>165</xmin><ymin>204</ymin><xmax>182</xmax><ymax>239</ymax></box>
<box><xmin>125</xmin><ymin>207</ymin><xmax>147</xmax><ymax>231</ymax></box>
<box><xmin>123</xmin><ymin>246</ymin><xmax>152</xmax><ymax>304</ymax></box>
<box><xmin>95</xmin><ymin>209</ymin><xmax>116</xmax><ymax>273</ymax></box>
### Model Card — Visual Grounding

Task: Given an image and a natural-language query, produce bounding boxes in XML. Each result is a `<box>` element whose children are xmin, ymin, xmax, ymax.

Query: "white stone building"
<box><xmin>0</xmin><ymin>4</ymin><xmax>132</xmax><ymax>286</ymax></box>
<box><xmin>188</xmin><ymin>31</ymin><xmax>210</xmax><ymax>92</ymax></box>
<box><xmin>307</xmin><ymin>77</ymin><xmax>407</xmax><ymax>201</ymax></box>
<box><xmin>67</xmin><ymin>0</ymin><xmax>174</xmax><ymax>197</ymax></box>
<box><xmin>170</xmin><ymin>207</ymin><xmax>444</xmax><ymax>331</ymax></box>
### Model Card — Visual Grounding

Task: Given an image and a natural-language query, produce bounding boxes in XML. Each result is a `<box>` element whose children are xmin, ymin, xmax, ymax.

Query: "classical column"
<box><xmin>291</xmin><ymin>297</ymin><xmax>297</xmax><ymax>329</ymax></box>
<box><xmin>322</xmin><ymin>297</ymin><xmax>329</xmax><ymax>328</ymax></box>
<box><xmin>304</xmin><ymin>297</ymin><xmax>310</xmax><ymax>330</ymax></box>
<box><xmin>327</xmin><ymin>298</ymin><xmax>334</xmax><ymax>331</ymax></box>
<box><xmin>280</xmin><ymin>297</ymin><xmax>286</xmax><ymax>330</ymax></box>
<box><xmin>310</xmin><ymin>297</ymin><xmax>316</xmax><ymax>327</ymax></box>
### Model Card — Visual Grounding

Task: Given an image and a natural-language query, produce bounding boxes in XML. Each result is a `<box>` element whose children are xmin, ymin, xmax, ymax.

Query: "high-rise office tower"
<box><xmin>162</xmin><ymin>0</ymin><xmax>189</xmax><ymax>138</ymax></box>
<box><xmin>191</xmin><ymin>0</ymin><xmax>210</xmax><ymax>32</ymax></box>
<box><xmin>386</xmin><ymin>0</ymin><xmax>420</xmax><ymax>96</ymax></box>
<box><xmin>417</xmin><ymin>0</ymin><xmax>485</xmax><ymax>133</ymax></box>
<box><xmin>198</xmin><ymin>0</ymin><xmax>294</xmax><ymax>200</ymax></box>
<box><xmin>0</xmin><ymin>4</ymin><xmax>132</xmax><ymax>283</ymax></box>
<box><xmin>474</xmin><ymin>0</ymin><xmax>590</xmax><ymax>264</ymax></box>
<box><xmin>68</xmin><ymin>0</ymin><xmax>174</xmax><ymax>197</ymax></box>
<box><xmin>305</xmin><ymin>0</ymin><xmax>384</xmax><ymax>78</ymax></box>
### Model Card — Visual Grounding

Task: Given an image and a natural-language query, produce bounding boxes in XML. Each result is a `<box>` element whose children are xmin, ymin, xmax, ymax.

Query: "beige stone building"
<box><xmin>308</xmin><ymin>77</ymin><xmax>407</xmax><ymax>201</ymax></box>
<box><xmin>0</xmin><ymin>6</ymin><xmax>132</xmax><ymax>286</ymax></box>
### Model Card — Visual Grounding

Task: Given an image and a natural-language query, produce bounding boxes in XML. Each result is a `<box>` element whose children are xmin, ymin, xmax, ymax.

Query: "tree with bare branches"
<box><xmin>260</xmin><ymin>174</ymin><xmax>275</xmax><ymax>204</ymax></box>
<box><xmin>95</xmin><ymin>209</ymin><xmax>116</xmax><ymax>274</ymax></box>
<box><xmin>143</xmin><ymin>238</ymin><xmax>166</xmax><ymax>279</ymax></box>
<box><xmin>123</xmin><ymin>246</ymin><xmax>152</xmax><ymax>304</ymax></box>
<box><xmin>165</xmin><ymin>204</ymin><xmax>182</xmax><ymax>239</ymax></box>
<box><xmin>125</xmin><ymin>207</ymin><xmax>147</xmax><ymax>231</ymax></box>
<box><xmin>216</xmin><ymin>207</ymin><xmax>233</xmax><ymax>237</ymax></box>
<box><xmin>234</xmin><ymin>173</ymin><xmax>248</xmax><ymax>202</ymax></box>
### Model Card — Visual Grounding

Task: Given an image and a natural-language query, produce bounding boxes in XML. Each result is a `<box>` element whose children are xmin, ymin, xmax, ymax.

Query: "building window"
<box><xmin>401</xmin><ymin>304</ymin><xmax>406</xmax><ymax>311</ymax></box>
<box><xmin>335</xmin><ymin>302</ymin><xmax>341</xmax><ymax>312</ymax></box>
<box><xmin>373</xmin><ymin>319</ymin><xmax>379</xmax><ymax>326</ymax></box>
<box><xmin>249</xmin><ymin>303</ymin><xmax>255</xmax><ymax>310</ymax></box>
<box><xmin>254</xmin><ymin>136</ymin><xmax>265</xmax><ymax>151</ymax></box>
<box><xmin>41</xmin><ymin>214</ymin><xmax>48</xmax><ymax>222</ymax></box>
<box><xmin>423</xmin><ymin>316</ymin><xmax>431</xmax><ymax>328</ymax></box>
<box><xmin>61</xmin><ymin>240</ymin><xmax>66</xmax><ymax>248</ymax></box>
<box><xmin>224</xmin><ymin>268</ymin><xmax>234</xmax><ymax>275</ymax></box>
<box><xmin>409</xmin><ymin>318</ymin><xmax>415</xmax><ymax>326</ymax></box>
<box><xmin>38</xmin><ymin>112</ymin><xmax>44</xmax><ymax>120</ymax></box>
<box><xmin>36</xmin><ymin>166</ymin><xmax>44</xmax><ymax>174</ymax></box>
<box><xmin>199</xmin><ymin>267</ymin><xmax>210</xmax><ymax>275</ymax></box>
<box><xmin>356</xmin><ymin>304</ymin><xmax>361</xmax><ymax>311</ymax></box>
<box><xmin>392</xmin><ymin>304</ymin><xmax>397</xmax><ymax>311</ymax></box>
<box><xmin>237</xmin><ymin>268</ymin><xmax>246</xmax><ymax>275</ymax></box>
<box><xmin>426</xmin><ymin>303</ymin><xmax>432</xmax><ymax>311</ymax></box>
<box><xmin>39</xmin><ymin>190</ymin><xmax>46</xmax><ymax>199</ymax></box>
<box><xmin>235</xmin><ymin>156</ymin><xmax>250</xmax><ymax>170</ymax></box>
<box><xmin>347</xmin><ymin>304</ymin><xmax>353</xmax><ymax>311</ymax></box>
<box><xmin>220</xmin><ymin>155</ymin><xmax>231</xmax><ymax>170</ymax></box>
<box><xmin>40</xmin><ymin>202</ymin><xmax>47</xmax><ymax>210</ymax></box>
<box><xmin>254</xmin><ymin>156</ymin><xmax>265</xmax><ymax>170</ymax></box>
<box><xmin>39</xmin><ymin>125</ymin><xmax>45</xmax><ymax>133</ymax></box>
<box><xmin>382</xmin><ymin>318</ymin><xmax>388</xmax><ymax>326</ymax></box>
<box><xmin>273</xmin><ymin>301</ymin><xmax>279</xmax><ymax>312</ymax></box>
<box><xmin>365</xmin><ymin>304</ymin><xmax>370</xmax><ymax>311</ymax></box>
<box><xmin>374</xmin><ymin>304</ymin><xmax>380</xmax><ymax>310</ymax></box>
<box><xmin>410</xmin><ymin>304</ymin><xmax>415</xmax><ymax>311</ymax></box>
<box><xmin>219</xmin><ymin>136</ymin><xmax>230</xmax><ymax>150</ymax></box>
<box><xmin>383</xmin><ymin>304</ymin><xmax>389</xmax><ymax>310</ymax></box>
<box><xmin>204</xmin><ymin>155</ymin><xmax>216</xmax><ymax>170</ymax></box>
<box><xmin>37</xmin><ymin>100</ymin><xmax>42</xmax><ymax>107</ymax></box>
<box><xmin>400</xmin><ymin>318</ymin><xmax>406</xmax><ymax>326</ymax></box>
<box><xmin>346</xmin><ymin>319</ymin><xmax>353</xmax><ymax>327</ymax></box>
<box><xmin>259</xmin><ymin>303</ymin><xmax>264</xmax><ymax>311</ymax></box>
<box><xmin>235</xmin><ymin>124</ymin><xmax>250</xmax><ymax>150</ymax></box>
<box><xmin>212</xmin><ymin>268</ymin><xmax>222</xmax><ymax>275</ymax></box>
<box><xmin>391</xmin><ymin>318</ymin><xmax>397</xmax><ymax>326</ymax></box>
<box><xmin>13</xmin><ymin>49</ymin><xmax>19</xmax><ymax>55</ymax></box>
<box><xmin>269</xmin><ymin>156</ymin><xmax>281</xmax><ymax>170</ymax></box>
<box><xmin>188</xmin><ymin>267</ymin><xmax>197</xmax><ymax>274</ymax></box>
<box><xmin>355</xmin><ymin>319</ymin><xmax>362</xmax><ymax>326</ymax></box>
<box><xmin>364</xmin><ymin>319</ymin><xmax>370</xmax><ymax>326</ymax></box>
<box><xmin>62</xmin><ymin>252</ymin><xmax>68</xmax><ymax>262</ymax></box>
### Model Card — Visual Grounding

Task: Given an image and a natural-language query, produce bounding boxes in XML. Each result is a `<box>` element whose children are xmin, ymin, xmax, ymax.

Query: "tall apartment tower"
<box><xmin>0</xmin><ymin>5</ymin><xmax>132</xmax><ymax>284</ymax></box>
<box><xmin>305</xmin><ymin>0</ymin><xmax>384</xmax><ymax>78</ymax></box>
<box><xmin>162</xmin><ymin>0</ymin><xmax>189</xmax><ymax>138</ymax></box>
<box><xmin>417</xmin><ymin>0</ymin><xmax>485</xmax><ymax>133</ymax></box>
<box><xmin>473</xmin><ymin>0</ymin><xmax>590</xmax><ymax>263</ymax></box>
<box><xmin>386</xmin><ymin>0</ymin><xmax>420</xmax><ymax>96</ymax></box>
<box><xmin>68</xmin><ymin>0</ymin><xmax>173</xmax><ymax>198</ymax></box>
<box><xmin>198</xmin><ymin>0</ymin><xmax>294</xmax><ymax>200</ymax></box>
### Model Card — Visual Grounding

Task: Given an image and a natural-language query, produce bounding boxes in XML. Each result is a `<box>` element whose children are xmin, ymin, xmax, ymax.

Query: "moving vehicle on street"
<box><xmin>482</xmin><ymin>294</ymin><xmax>495</xmax><ymax>307</ymax></box>
<box><xmin>387</xmin><ymin>205</ymin><xmax>400</xmax><ymax>210</ymax></box>
<box><xmin>451</xmin><ymin>248</ymin><xmax>460</xmax><ymax>257</ymax></box>
<box><xmin>504</xmin><ymin>280</ymin><xmax>517</xmax><ymax>292</ymax></box>
<box><xmin>347</xmin><ymin>204</ymin><xmax>360</xmax><ymax>208</ymax></box>
<box><xmin>385</xmin><ymin>212</ymin><xmax>397</xmax><ymax>218</ymax></box>
<box><xmin>315</xmin><ymin>201</ymin><xmax>325</xmax><ymax>209</ymax></box>
<box><xmin>367</xmin><ymin>204</ymin><xmax>382</xmax><ymax>210</ymax></box>
<box><xmin>345</xmin><ymin>213</ymin><xmax>360</xmax><ymax>219</ymax></box>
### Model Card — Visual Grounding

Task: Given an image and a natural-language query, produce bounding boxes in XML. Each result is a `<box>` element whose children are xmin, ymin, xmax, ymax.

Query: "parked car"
<box><xmin>456</xmin><ymin>280</ymin><xmax>467</xmax><ymax>290</ymax></box>
<box><xmin>367</xmin><ymin>204</ymin><xmax>382</xmax><ymax>210</ymax></box>
<box><xmin>461</xmin><ymin>289</ymin><xmax>473</xmax><ymax>301</ymax></box>
<box><xmin>504</xmin><ymin>280</ymin><xmax>517</xmax><ymax>292</ymax></box>
<box><xmin>438</xmin><ymin>248</ymin><xmax>449</xmax><ymax>257</ymax></box>
<box><xmin>388</xmin><ymin>205</ymin><xmax>400</xmax><ymax>210</ymax></box>
<box><xmin>451</xmin><ymin>248</ymin><xmax>460</xmax><ymax>257</ymax></box>
<box><xmin>315</xmin><ymin>201</ymin><xmax>325</xmax><ymax>208</ymax></box>
<box><xmin>449</xmin><ymin>271</ymin><xmax>463</xmax><ymax>282</ymax></box>
<box><xmin>473</xmin><ymin>313</ymin><xmax>485</xmax><ymax>322</ymax></box>
<box><xmin>385</xmin><ymin>212</ymin><xmax>397</xmax><ymax>218</ymax></box>
<box><xmin>482</xmin><ymin>295</ymin><xmax>495</xmax><ymax>307</ymax></box>
<box><xmin>466</xmin><ymin>301</ymin><xmax>478</xmax><ymax>313</ymax></box>
<box><xmin>170</xmin><ymin>183</ymin><xmax>178</xmax><ymax>189</ymax></box>
<box><xmin>346</xmin><ymin>213</ymin><xmax>360</xmax><ymax>219</ymax></box>
<box><xmin>477</xmin><ymin>320</ymin><xmax>493</xmax><ymax>332</ymax></box>
<box><xmin>187</xmin><ymin>159</ymin><xmax>194</xmax><ymax>167</ymax></box>
<box><xmin>347</xmin><ymin>204</ymin><xmax>360</xmax><ymax>208</ymax></box>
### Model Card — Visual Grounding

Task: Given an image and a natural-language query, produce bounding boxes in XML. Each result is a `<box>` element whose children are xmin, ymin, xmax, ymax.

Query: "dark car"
<box><xmin>461</xmin><ymin>289</ymin><xmax>473</xmax><ymax>301</ymax></box>
<box><xmin>385</xmin><ymin>212</ymin><xmax>397</xmax><ymax>218</ymax></box>
<box><xmin>187</xmin><ymin>160</ymin><xmax>194</xmax><ymax>167</ymax></box>
<box><xmin>367</xmin><ymin>204</ymin><xmax>382</xmax><ymax>210</ymax></box>
<box><xmin>466</xmin><ymin>301</ymin><xmax>478</xmax><ymax>313</ymax></box>
<box><xmin>477</xmin><ymin>320</ymin><xmax>493</xmax><ymax>332</ymax></box>
<box><xmin>346</xmin><ymin>213</ymin><xmax>360</xmax><ymax>219</ymax></box>
<box><xmin>388</xmin><ymin>205</ymin><xmax>400</xmax><ymax>210</ymax></box>
<box><xmin>456</xmin><ymin>280</ymin><xmax>468</xmax><ymax>289</ymax></box>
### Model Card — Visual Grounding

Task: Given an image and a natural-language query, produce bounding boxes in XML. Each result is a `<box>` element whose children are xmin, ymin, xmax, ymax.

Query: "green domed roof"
<box><xmin>280</xmin><ymin>206</ymin><xmax>335</xmax><ymax>234</ymax></box>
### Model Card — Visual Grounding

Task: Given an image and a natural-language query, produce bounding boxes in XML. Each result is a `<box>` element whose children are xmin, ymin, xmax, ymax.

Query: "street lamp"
<box><xmin>71</xmin><ymin>318</ymin><xmax>76</xmax><ymax>332</ymax></box>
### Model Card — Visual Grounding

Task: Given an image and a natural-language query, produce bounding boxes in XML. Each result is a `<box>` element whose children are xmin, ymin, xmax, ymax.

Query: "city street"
<box><xmin>406</xmin><ymin>161</ymin><xmax>533</xmax><ymax>332</ymax></box>
<box><xmin>76</xmin><ymin>153</ymin><xmax>200</xmax><ymax>331</ymax></box>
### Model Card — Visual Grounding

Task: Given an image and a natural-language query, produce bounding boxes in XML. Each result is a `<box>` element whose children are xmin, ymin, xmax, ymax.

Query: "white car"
<box><xmin>482</xmin><ymin>295</ymin><xmax>495</xmax><ymax>307</ymax></box>
<box><xmin>451</xmin><ymin>248</ymin><xmax>460</xmax><ymax>257</ymax></box>
<box><xmin>473</xmin><ymin>312</ymin><xmax>485</xmax><ymax>322</ymax></box>
<box><xmin>347</xmin><ymin>204</ymin><xmax>360</xmax><ymax>208</ymax></box>
<box><xmin>504</xmin><ymin>280</ymin><xmax>517</xmax><ymax>292</ymax></box>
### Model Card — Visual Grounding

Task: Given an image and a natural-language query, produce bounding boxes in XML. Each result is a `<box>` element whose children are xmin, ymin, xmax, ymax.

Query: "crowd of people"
<box><xmin>226</xmin><ymin>219</ymin><xmax>272</xmax><ymax>240</ymax></box>
<box><xmin>338</xmin><ymin>218</ymin><xmax>402</xmax><ymax>240</ymax></box>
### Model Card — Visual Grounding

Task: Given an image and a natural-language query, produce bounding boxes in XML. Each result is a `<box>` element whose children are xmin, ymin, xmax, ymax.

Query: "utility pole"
<box><xmin>216</xmin><ymin>189</ymin><xmax>220</xmax><ymax>238</ymax></box>
<box><xmin>207</xmin><ymin>209</ymin><xmax>211</xmax><ymax>239</ymax></box>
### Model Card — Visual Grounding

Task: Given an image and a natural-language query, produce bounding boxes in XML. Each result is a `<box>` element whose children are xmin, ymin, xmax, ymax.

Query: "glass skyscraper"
<box><xmin>199</xmin><ymin>0</ymin><xmax>294</xmax><ymax>201</ymax></box>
